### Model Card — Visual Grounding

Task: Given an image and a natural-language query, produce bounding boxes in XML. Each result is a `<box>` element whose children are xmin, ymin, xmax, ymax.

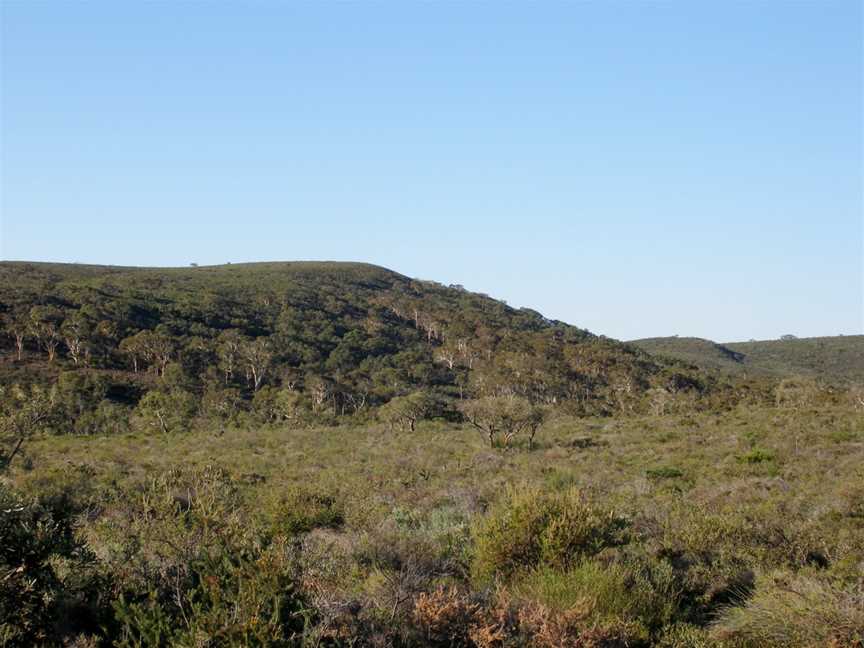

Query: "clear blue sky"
<box><xmin>1</xmin><ymin>1</ymin><xmax>861</xmax><ymax>342</ymax></box>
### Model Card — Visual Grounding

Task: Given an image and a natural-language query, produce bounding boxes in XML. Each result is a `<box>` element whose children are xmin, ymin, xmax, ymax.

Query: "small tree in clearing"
<box><xmin>459</xmin><ymin>395</ymin><xmax>547</xmax><ymax>449</ymax></box>
<box><xmin>379</xmin><ymin>390</ymin><xmax>436</xmax><ymax>432</ymax></box>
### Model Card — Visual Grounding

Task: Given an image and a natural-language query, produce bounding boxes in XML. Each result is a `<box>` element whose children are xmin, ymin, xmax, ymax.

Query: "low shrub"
<box><xmin>112</xmin><ymin>538</ymin><xmax>310</xmax><ymax>647</ymax></box>
<box><xmin>738</xmin><ymin>448</ymin><xmax>775</xmax><ymax>464</ymax></box>
<box><xmin>268</xmin><ymin>486</ymin><xmax>344</xmax><ymax>536</ymax></box>
<box><xmin>646</xmin><ymin>466</ymin><xmax>685</xmax><ymax>480</ymax></box>
<box><xmin>516</xmin><ymin>600</ymin><xmax>649</xmax><ymax>648</ymax></box>
<box><xmin>98</xmin><ymin>466</ymin><xmax>313</xmax><ymax>646</ymax></box>
<box><xmin>512</xmin><ymin>558</ymin><xmax>679</xmax><ymax>633</ymax></box>
<box><xmin>713</xmin><ymin>572</ymin><xmax>864</xmax><ymax>647</ymax></box>
<box><xmin>412</xmin><ymin>585</ymin><xmax>481</xmax><ymax>647</ymax></box>
<box><xmin>0</xmin><ymin>485</ymin><xmax>106</xmax><ymax>646</ymax></box>
<box><xmin>133</xmin><ymin>388</ymin><xmax>198</xmax><ymax>434</ymax></box>
<box><xmin>471</xmin><ymin>487</ymin><xmax>628</xmax><ymax>582</ymax></box>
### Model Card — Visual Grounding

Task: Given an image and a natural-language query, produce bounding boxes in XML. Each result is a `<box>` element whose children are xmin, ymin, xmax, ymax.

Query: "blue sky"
<box><xmin>1</xmin><ymin>1</ymin><xmax>861</xmax><ymax>342</ymax></box>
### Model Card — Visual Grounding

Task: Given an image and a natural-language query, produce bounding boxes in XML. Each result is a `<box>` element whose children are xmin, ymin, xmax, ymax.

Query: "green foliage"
<box><xmin>471</xmin><ymin>487</ymin><xmax>628</xmax><ymax>581</ymax></box>
<box><xmin>252</xmin><ymin>386</ymin><xmax>313</xmax><ymax>426</ymax></box>
<box><xmin>633</xmin><ymin>334</ymin><xmax>864</xmax><ymax>384</ymax></box>
<box><xmin>267</xmin><ymin>487</ymin><xmax>344</xmax><ymax>536</ymax></box>
<box><xmin>134</xmin><ymin>387</ymin><xmax>198</xmax><ymax>433</ymax></box>
<box><xmin>646</xmin><ymin>466</ymin><xmax>685</xmax><ymax>480</ymax></box>
<box><xmin>1</xmin><ymin>260</ymin><xmax>862</xmax><ymax>644</ymax></box>
<box><xmin>199</xmin><ymin>382</ymin><xmax>244</xmax><ymax>425</ymax></box>
<box><xmin>774</xmin><ymin>375</ymin><xmax>822</xmax><ymax>408</ymax></box>
<box><xmin>0</xmin><ymin>485</ymin><xmax>104</xmax><ymax>646</ymax></box>
<box><xmin>459</xmin><ymin>395</ymin><xmax>547</xmax><ymax>448</ymax></box>
<box><xmin>738</xmin><ymin>448</ymin><xmax>775</xmax><ymax>464</ymax></box>
<box><xmin>99</xmin><ymin>466</ymin><xmax>311</xmax><ymax>647</ymax></box>
<box><xmin>513</xmin><ymin>558</ymin><xmax>679</xmax><ymax>632</ymax></box>
<box><xmin>0</xmin><ymin>261</ymin><xmax>719</xmax><ymax>431</ymax></box>
<box><xmin>112</xmin><ymin>541</ymin><xmax>309</xmax><ymax>648</ymax></box>
<box><xmin>713</xmin><ymin>572</ymin><xmax>864</xmax><ymax>647</ymax></box>
<box><xmin>378</xmin><ymin>389</ymin><xmax>437</xmax><ymax>431</ymax></box>
<box><xmin>0</xmin><ymin>384</ymin><xmax>55</xmax><ymax>470</ymax></box>
<box><xmin>1</xmin><ymin>402</ymin><xmax>862</xmax><ymax>645</ymax></box>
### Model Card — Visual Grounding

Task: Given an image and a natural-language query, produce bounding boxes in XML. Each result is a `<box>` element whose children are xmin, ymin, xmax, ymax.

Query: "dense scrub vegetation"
<box><xmin>4</xmin><ymin>398</ymin><xmax>863</xmax><ymax>646</ymax></box>
<box><xmin>1</xmin><ymin>261</ymin><xmax>862</xmax><ymax>646</ymax></box>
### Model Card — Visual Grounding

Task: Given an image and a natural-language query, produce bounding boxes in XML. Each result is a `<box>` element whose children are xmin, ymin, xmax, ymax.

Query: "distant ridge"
<box><xmin>631</xmin><ymin>335</ymin><xmax>864</xmax><ymax>383</ymax></box>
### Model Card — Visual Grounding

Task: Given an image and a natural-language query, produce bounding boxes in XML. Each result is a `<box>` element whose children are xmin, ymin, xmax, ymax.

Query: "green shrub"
<box><xmin>775</xmin><ymin>376</ymin><xmax>821</xmax><ymax>409</ymax></box>
<box><xmin>268</xmin><ymin>486</ymin><xmax>344</xmax><ymax>536</ymax></box>
<box><xmin>713</xmin><ymin>572</ymin><xmax>864</xmax><ymax>647</ymax></box>
<box><xmin>99</xmin><ymin>466</ymin><xmax>313</xmax><ymax>646</ymax></box>
<box><xmin>0</xmin><ymin>485</ymin><xmax>105</xmax><ymax>646</ymax></box>
<box><xmin>471</xmin><ymin>487</ymin><xmax>628</xmax><ymax>581</ymax></box>
<box><xmin>74</xmin><ymin>400</ymin><xmax>132</xmax><ymax>435</ymax></box>
<box><xmin>133</xmin><ymin>388</ymin><xmax>198</xmax><ymax>433</ymax></box>
<box><xmin>512</xmin><ymin>558</ymin><xmax>679</xmax><ymax>632</ymax></box>
<box><xmin>112</xmin><ymin>538</ymin><xmax>310</xmax><ymax>648</ymax></box>
<box><xmin>199</xmin><ymin>383</ymin><xmax>244</xmax><ymax>425</ymax></box>
<box><xmin>646</xmin><ymin>466</ymin><xmax>684</xmax><ymax>480</ymax></box>
<box><xmin>655</xmin><ymin>623</ymin><xmax>713</xmax><ymax>648</ymax></box>
<box><xmin>738</xmin><ymin>448</ymin><xmax>775</xmax><ymax>464</ymax></box>
<box><xmin>378</xmin><ymin>390</ymin><xmax>437</xmax><ymax>432</ymax></box>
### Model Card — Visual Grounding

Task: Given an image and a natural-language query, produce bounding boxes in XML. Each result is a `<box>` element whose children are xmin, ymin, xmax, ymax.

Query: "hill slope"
<box><xmin>1</xmin><ymin>261</ymin><xmax>708</xmax><ymax>429</ymax></box>
<box><xmin>631</xmin><ymin>335</ymin><xmax>864</xmax><ymax>383</ymax></box>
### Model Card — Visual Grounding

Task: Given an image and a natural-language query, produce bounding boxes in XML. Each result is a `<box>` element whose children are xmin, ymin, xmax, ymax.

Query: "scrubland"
<box><xmin>6</xmin><ymin>401</ymin><xmax>863</xmax><ymax>647</ymax></box>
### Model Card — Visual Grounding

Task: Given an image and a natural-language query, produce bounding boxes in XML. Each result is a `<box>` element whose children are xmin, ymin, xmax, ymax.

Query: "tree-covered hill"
<box><xmin>0</xmin><ymin>260</ymin><xmax>724</xmax><ymax>435</ymax></box>
<box><xmin>631</xmin><ymin>334</ymin><xmax>864</xmax><ymax>383</ymax></box>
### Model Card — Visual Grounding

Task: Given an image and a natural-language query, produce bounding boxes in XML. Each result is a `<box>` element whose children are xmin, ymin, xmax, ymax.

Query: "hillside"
<box><xmin>0</xmin><ymin>261</ymin><xmax>716</xmax><ymax>435</ymax></box>
<box><xmin>631</xmin><ymin>334</ymin><xmax>864</xmax><ymax>383</ymax></box>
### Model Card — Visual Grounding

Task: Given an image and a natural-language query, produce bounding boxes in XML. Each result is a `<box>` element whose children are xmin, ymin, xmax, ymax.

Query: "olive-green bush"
<box><xmin>471</xmin><ymin>487</ymin><xmax>628</xmax><ymax>581</ymax></box>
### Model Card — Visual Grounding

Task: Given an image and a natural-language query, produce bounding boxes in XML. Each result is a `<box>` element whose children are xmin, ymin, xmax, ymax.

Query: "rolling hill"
<box><xmin>631</xmin><ymin>334</ymin><xmax>864</xmax><ymax>383</ymax></box>
<box><xmin>0</xmin><ymin>261</ymin><xmax>707</xmax><ymax>427</ymax></box>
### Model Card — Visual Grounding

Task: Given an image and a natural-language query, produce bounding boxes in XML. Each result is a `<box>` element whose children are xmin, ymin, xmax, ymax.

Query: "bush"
<box><xmin>133</xmin><ymin>387</ymin><xmax>198</xmax><ymax>433</ymax></box>
<box><xmin>199</xmin><ymin>383</ymin><xmax>244</xmax><ymax>426</ymax></box>
<box><xmin>411</xmin><ymin>586</ymin><xmax>481</xmax><ymax>647</ymax></box>
<box><xmin>646</xmin><ymin>466</ymin><xmax>684</xmax><ymax>480</ymax></box>
<box><xmin>74</xmin><ymin>400</ymin><xmax>132</xmax><ymax>435</ymax></box>
<box><xmin>713</xmin><ymin>572</ymin><xmax>864</xmax><ymax>647</ymax></box>
<box><xmin>471</xmin><ymin>487</ymin><xmax>628</xmax><ymax>581</ymax></box>
<box><xmin>112</xmin><ymin>538</ymin><xmax>310</xmax><ymax>647</ymax></box>
<box><xmin>459</xmin><ymin>396</ymin><xmax>547</xmax><ymax>449</ymax></box>
<box><xmin>100</xmin><ymin>466</ymin><xmax>313</xmax><ymax>646</ymax></box>
<box><xmin>774</xmin><ymin>376</ymin><xmax>821</xmax><ymax>409</ymax></box>
<box><xmin>268</xmin><ymin>486</ymin><xmax>344</xmax><ymax>536</ymax></box>
<box><xmin>379</xmin><ymin>390</ymin><xmax>437</xmax><ymax>432</ymax></box>
<box><xmin>0</xmin><ymin>485</ymin><xmax>105</xmax><ymax>646</ymax></box>
<box><xmin>53</xmin><ymin>371</ymin><xmax>109</xmax><ymax>434</ymax></box>
<box><xmin>512</xmin><ymin>558</ymin><xmax>679</xmax><ymax>632</ymax></box>
<box><xmin>252</xmin><ymin>386</ymin><xmax>314</xmax><ymax>426</ymax></box>
<box><xmin>515</xmin><ymin>600</ymin><xmax>648</xmax><ymax>648</ymax></box>
<box><xmin>738</xmin><ymin>448</ymin><xmax>775</xmax><ymax>464</ymax></box>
